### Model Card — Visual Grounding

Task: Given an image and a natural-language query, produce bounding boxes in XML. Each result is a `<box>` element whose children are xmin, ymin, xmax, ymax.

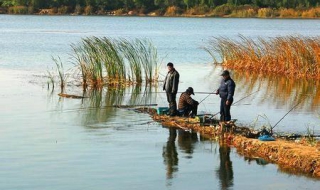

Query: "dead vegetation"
<box><xmin>137</xmin><ymin>108</ymin><xmax>320</xmax><ymax>178</ymax></box>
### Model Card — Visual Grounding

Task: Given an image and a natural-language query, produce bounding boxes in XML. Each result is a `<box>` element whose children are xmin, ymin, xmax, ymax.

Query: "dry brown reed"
<box><xmin>204</xmin><ymin>35</ymin><xmax>320</xmax><ymax>79</ymax></box>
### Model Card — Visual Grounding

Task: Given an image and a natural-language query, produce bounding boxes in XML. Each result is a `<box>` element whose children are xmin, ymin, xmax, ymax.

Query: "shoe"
<box><xmin>169</xmin><ymin>113</ymin><xmax>176</xmax><ymax>117</ymax></box>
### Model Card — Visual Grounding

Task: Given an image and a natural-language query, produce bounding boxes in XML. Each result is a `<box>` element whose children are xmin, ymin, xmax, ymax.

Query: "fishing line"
<box><xmin>271</xmin><ymin>101</ymin><xmax>301</xmax><ymax>131</ymax></box>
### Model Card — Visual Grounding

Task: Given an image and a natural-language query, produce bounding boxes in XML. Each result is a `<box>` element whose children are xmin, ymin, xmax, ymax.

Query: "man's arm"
<box><xmin>172</xmin><ymin>72</ymin><xmax>179</xmax><ymax>94</ymax></box>
<box><xmin>227</xmin><ymin>81</ymin><xmax>235</xmax><ymax>101</ymax></box>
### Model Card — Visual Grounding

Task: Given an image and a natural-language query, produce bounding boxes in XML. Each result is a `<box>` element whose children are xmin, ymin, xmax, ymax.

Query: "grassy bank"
<box><xmin>204</xmin><ymin>35</ymin><xmax>320</xmax><ymax>79</ymax></box>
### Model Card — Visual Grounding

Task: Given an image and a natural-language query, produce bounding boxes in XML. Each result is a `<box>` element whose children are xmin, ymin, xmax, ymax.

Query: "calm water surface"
<box><xmin>0</xmin><ymin>15</ymin><xmax>320</xmax><ymax>189</ymax></box>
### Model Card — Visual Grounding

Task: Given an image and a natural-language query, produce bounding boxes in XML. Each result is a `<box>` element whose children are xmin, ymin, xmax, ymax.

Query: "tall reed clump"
<box><xmin>71</xmin><ymin>37</ymin><xmax>160</xmax><ymax>88</ymax></box>
<box><xmin>203</xmin><ymin>35</ymin><xmax>320</xmax><ymax>79</ymax></box>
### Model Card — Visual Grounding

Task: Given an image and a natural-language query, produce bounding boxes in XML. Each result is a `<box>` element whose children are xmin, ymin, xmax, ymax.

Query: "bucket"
<box><xmin>157</xmin><ymin>107</ymin><xmax>169</xmax><ymax>115</ymax></box>
<box><xmin>199</xmin><ymin>115</ymin><xmax>206</xmax><ymax>126</ymax></box>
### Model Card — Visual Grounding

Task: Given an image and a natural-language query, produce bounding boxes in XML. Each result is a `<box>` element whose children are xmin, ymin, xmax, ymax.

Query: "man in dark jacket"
<box><xmin>163</xmin><ymin>62</ymin><xmax>179</xmax><ymax>116</ymax></box>
<box><xmin>215</xmin><ymin>70</ymin><xmax>236</xmax><ymax>122</ymax></box>
<box><xmin>178</xmin><ymin>87</ymin><xmax>199</xmax><ymax>117</ymax></box>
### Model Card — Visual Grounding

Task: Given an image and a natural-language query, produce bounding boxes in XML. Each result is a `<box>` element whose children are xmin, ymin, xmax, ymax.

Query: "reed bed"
<box><xmin>204</xmin><ymin>35</ymin><xmax>320</xmax><ymax>79</ymax></box>
<box><xmin>71</xmin><ymin>37</ymin><xmax>160</xmax><ymax>88</ymax></box>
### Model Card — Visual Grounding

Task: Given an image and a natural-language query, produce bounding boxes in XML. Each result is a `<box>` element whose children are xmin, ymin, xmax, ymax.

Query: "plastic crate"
<box><xmin>157</xmin><ymin>107</ymin><xmax>169</xmax><ymax>115</ymax></box>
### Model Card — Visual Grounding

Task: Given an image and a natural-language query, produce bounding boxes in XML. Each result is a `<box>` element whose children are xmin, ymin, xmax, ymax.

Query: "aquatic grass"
<box><xmin>71</xmin><ymin>44</ymin><xmax>89</xmax><ymax>88</ymax></box>
<box><xmin>70</xmin><ymin>37</ymin><xmax>160</xmax><ymax>88</ymax></box>
<box><xmin>118</xmin><ymin>39</ymin><xmax>143</xmax><ymax>83</ymax></box>
<box><xmin>204</xmin><ymin>35</ymin><xmax>320</xmax><ymax>79</ymax></box>
<box><xmin>46</xmin><ymin>70</ymin><xmax>55</xmax><ymax>90</ymax></box>
<box><xmin>135</xmin><ymin>39</ymin><xmax>160</xmax><ymax>83</ymax></box>
<box><xmin>305</xmin><ymin>125</ymin><xmax>317</xmax><ymax>146</ymax></box>
<box><xmin>98</xmin><ymin>37</ymin><xmax>126</xmax><ymax>82</ymax></box>
<box><xmin>52</xmin><ymin>56</ymin><xmax>68</xmax><ymax>89</ymax></box>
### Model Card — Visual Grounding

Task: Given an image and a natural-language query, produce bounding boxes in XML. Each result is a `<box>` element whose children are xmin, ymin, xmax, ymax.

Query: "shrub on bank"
<box><xmin>164</xmin><ymin>6</ymin><xmax>182</xmax><ymax>16</ymax></box>
<box><xmin>84</xmin><ymin>5</ymin><xmax>93</xmax><ymax>15</ymax></box>
<box><xmin>301</xmin><ymin>7</ymin><xmax>320</xmax><ymax>18</ymax></box>
<box><xmin>113</xmin><ymin>8</ymin><xmax>125</xmax><ymax>15</ymax></box>
<box><xmin>185</xmin><ymin>5</ymin><xmax>210</xmax><ymax>16</ymax></box>
<box><xmin>257</xmin><ymin>8</ymin><xmax>277</xmax><ymax>18</ymax></box>
<box><xmin>73</xmin><ymin>4</ymin><xmax>83</xmax><ymax>15</ymax></box>
<box><xmin>231</xmin><ymin>8</ymin><xmax>257</xmax><ymax>18</ymax></box>
<box><xmin>8</xmin><ymin>6</ymin><xmax>28</xmax><ymax>14</ymax></box>
<box><xmin>279</xmin><ymin>8</ymin><xmax>300</xmax><ymax>18</ymax></box>
<box><xmin>211</xmin><ymin>4</ymin><xmax>234</xmax><ymax>17</ymax></box>
<box><xmin>57</xmin><ymin>6</ymin><xmax>69</xmax><ymax>15</ymax></box>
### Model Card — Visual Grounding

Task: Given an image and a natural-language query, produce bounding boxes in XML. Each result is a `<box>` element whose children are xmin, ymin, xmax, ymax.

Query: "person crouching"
<box><xmin>178</xmin><ymin>87</ymin><xmax>199</xmax><ymax>117</ymax></box>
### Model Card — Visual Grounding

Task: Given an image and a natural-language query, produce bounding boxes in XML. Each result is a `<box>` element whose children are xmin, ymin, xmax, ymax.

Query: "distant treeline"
<box><xmin>0</xmin><ymin>0</ymin><xmax>320</xmax><ymax>18</ymax></box>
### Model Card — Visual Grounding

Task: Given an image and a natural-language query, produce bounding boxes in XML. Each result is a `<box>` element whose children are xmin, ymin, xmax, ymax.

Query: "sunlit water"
<box><xmin>0</xmin><ymin>15</ymin><xmax>320</xmax><ymax>189</ymax></box>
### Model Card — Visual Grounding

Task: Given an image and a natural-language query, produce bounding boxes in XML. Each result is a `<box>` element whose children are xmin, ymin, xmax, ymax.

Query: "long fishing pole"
<box><xmin>46</xmin><ymin>103</ymin><xmax>158</xmax><ymax>113</ymax></box>
<box><xmin>233</xmin><ymin>89</ymin><xmax>260</xmax><ymax>106</ymax></box>
<box><xmin>209</xmin><ymin>89</ymin><xmax>260</xmax><ymax>118</ymax></box>
<box><xmin>121</xmin><ymin>91</ymin><xmax>217</xmax><ymax>95</ymax></box>
<box><xmin>199</xmin><ymin>92</ymin><xmax>218</xmax><ymax>104</ymax></box>
<box><xmin>271</xmin><ymin>101</ymin><xmax>301</xmax><ymax>131</ymax></box>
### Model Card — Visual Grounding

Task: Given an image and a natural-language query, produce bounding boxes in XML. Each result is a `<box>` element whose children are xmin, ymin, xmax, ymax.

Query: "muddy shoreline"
<box><xmin>143</xmin><ymin>110</ymin><xmax>320</xmax><ymax>178</ymax></box>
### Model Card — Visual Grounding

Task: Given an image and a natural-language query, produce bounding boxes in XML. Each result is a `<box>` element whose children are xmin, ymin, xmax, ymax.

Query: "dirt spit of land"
<box><xmin>140</xmin><ymin>110</ymin><xmax>320</xmax><ymax>178</ymax></box>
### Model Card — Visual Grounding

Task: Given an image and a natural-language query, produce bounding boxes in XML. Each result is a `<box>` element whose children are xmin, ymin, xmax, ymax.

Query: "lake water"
<box><xmin>0</xmin><ymin>15</ymin><xmax>319</xmax><ymax>189</ymax></box>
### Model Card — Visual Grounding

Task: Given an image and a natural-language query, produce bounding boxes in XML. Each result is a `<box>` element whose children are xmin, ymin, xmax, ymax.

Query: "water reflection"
<box><xmin>64</xmin><ymin>84</ymin><xmax>157</xmax><ymax>126</ymax></box>
<box><xmin>233</xmin><ymin>70</ymin><xmax>320</xmax><ymax>112</ymax></box>
<box><xmin>162</xmin><ymin>128</ymin><xmax>179</xmax><ymax>180</ymax></box>
<box><xmin>162</xmin><ymin>129</ymin><xmax>199</xmax><ymax>181</ymax></box>
<box><xmin>210</xmin><ymin>66</ymin><xmax>320</xmax><ymax>113</ymax></box>
<box><xmin>216</xmin><ymin>141</ymin><xmax>234</xmax><ymax>190</ymax></box>
<box><xmin>244</xmin><ymin>157</ymin><xmax>269</xmax><ymax>166</ymax></box>
<box><xmin>177</xmin><ymin>130</ymin><xmax>198</xmax><ymax>159</ymax></box>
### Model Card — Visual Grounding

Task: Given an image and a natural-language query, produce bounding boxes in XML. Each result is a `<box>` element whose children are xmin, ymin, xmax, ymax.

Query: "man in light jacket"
<box><xmin>163</xmin><ymin>62</ymin><xmax>179</xmax><ymax>116</ymax></box>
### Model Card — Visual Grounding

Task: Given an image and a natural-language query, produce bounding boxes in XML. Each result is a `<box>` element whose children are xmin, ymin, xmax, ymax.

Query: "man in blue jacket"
<box><xmin>215</xmin><ymin>70</ymin><xmax>236</xmax><ymax>122</ymax></box>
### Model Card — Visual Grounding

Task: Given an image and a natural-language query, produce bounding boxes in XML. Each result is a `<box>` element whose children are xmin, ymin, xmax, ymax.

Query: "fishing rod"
<box><xmin>271</xmin><ymin>101</ymin><xmax>301</xmax><ymax>131</ymax></box>
<box><xmin>46</xmin><ymin>103</ymin><xmax>158</xmax><ymax>113</ymax></box>
<box><xmin>209</xmin><ymin>89</ymin><xmax>260</xmax><ymax>118</ymax></box>
<box><xmin>233</xmin><ymin>89</ymin><xmax>260</xmax><ymax>106</ymax></box>
<box><xmin>198</xmin><ymin>92</ymin><xmax>218</xmax><ymax>104</ymax></box>
<box><xmin>121</xmin><ymin>91</ymin><xmax>217</xmax><ymax>95</ymax></box>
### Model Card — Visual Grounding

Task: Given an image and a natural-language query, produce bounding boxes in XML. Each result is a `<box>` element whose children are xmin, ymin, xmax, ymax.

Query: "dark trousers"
<box><xmin>181</xmin><ymin>104</ymin><xmax>198</xmax><ymax>117</ymax></box>
<box><xmin>220</xmin><ymin>98</ymin><xmax>232</xmax><ymax>121</ymax></box>
<box><xmin>166</xmin><ymin>92</ymin><xmax>177</xmax><ymax>115</ymax></box>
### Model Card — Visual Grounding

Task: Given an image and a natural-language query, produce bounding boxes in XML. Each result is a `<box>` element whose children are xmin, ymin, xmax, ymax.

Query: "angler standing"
<box><xmin>215</xmin><ymin>70</ymin><xmax>236</xmax><ymax>122</ymax></box>
<box><xmin>163</xmin><ymin>62</ymin><xmax>180</xmax><ymax>116</ymax></box>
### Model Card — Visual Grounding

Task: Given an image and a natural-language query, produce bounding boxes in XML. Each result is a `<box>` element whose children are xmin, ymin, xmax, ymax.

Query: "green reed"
<box><xmin>46</xmin><ymin>70</ymin><xmax>55</xmax><ymax>90</ymax></box>
<box><xmin>118</xmin><ymin>39</ymin><xmax>143</xmax><ymax>83</ymax></box>
<box><xmin>52</xmin><ymin>56</ymin><xmax>68</xmax><ymax>89</ymax></box>
<box><xmin>204</xmin><ymin>35</ymin><xmax>320</xmax><ymax>79</ymax></box>
<box><xmin>71</xmin><ymin>37</ymin><xmax>160</xmax><ymax>88</ymax></box>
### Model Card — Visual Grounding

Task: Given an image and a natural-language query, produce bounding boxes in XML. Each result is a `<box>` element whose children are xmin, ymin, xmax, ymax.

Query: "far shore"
<box><xmin>1</xmin><ymin>6</ymin><xmax>320</xmax><ymax>19</ymax></box>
